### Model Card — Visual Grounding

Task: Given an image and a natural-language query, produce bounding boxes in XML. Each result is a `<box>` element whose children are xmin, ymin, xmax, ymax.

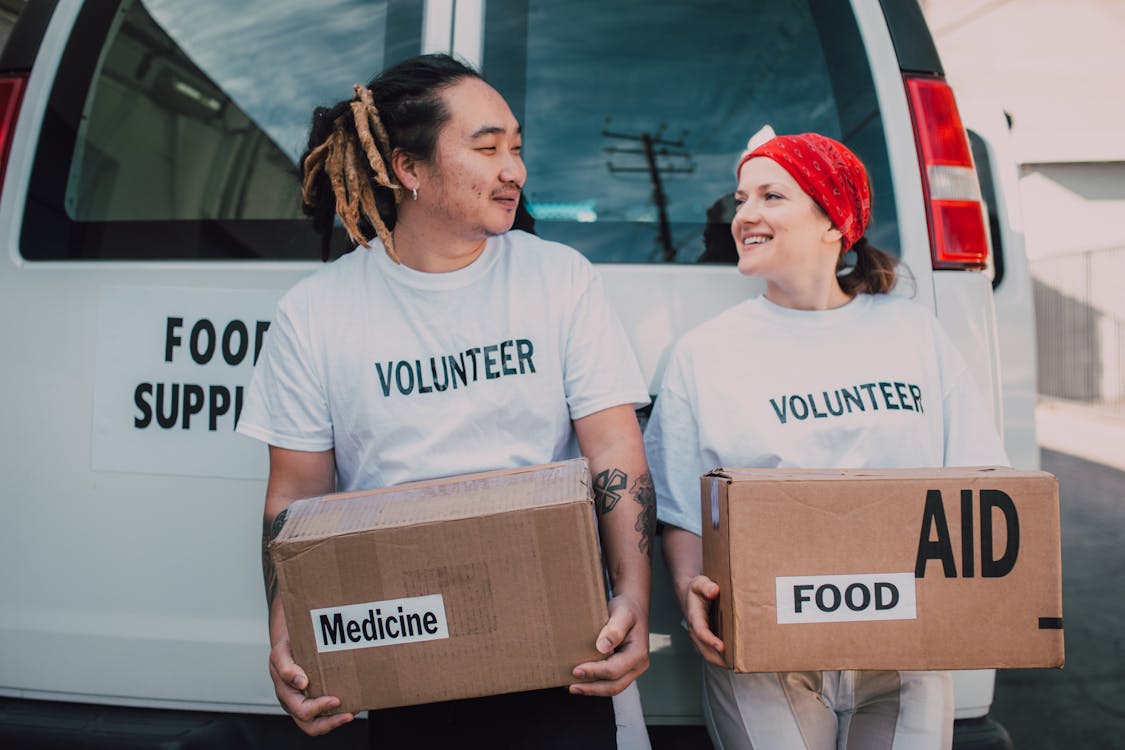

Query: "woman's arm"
<box><xmin>662</xmin><ymin>525</ymin><xmax>726</xmax><ymax>667</ymax></box>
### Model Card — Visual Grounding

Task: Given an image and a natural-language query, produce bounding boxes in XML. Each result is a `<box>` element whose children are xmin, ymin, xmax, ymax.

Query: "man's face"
<box><xmin>415</xmin><ymin>77</ymin><xmax>527</xmax><ymax>243</ymax></box>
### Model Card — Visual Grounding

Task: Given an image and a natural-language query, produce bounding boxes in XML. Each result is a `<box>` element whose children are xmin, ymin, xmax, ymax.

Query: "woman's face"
<box><xmin>731</xmin><ymin>157</ymin><xmax>841</xmax><ymax>286</ymax></box>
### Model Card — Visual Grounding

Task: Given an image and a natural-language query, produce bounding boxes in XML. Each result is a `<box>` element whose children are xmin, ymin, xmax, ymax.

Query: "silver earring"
<box><xmin>412</xmin><ymin>186</ymin><xmax>418</xmax><ymax>201</ymax></box>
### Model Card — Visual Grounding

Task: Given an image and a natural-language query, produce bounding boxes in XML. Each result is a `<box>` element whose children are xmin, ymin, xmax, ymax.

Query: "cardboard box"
<box><xmin>702</xmin><ymin>467</ymin><xmax>1063</xmax><ymax>673</ymax></box>
<box><xmin>270</xmin><ymin>459</ymin><xmax>608</xmax><ymax>713</ymax></box>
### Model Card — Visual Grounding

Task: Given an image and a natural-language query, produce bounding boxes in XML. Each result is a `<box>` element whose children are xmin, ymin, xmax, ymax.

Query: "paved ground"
<box><xmin>988</xmin><ymin>399</ymin><xmax>1125</xmax><ymax>748</ymax></box>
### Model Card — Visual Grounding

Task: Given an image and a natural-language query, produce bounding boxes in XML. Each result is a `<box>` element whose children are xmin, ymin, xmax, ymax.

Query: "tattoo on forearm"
<box><xmin>262</xmin><ymin>508</ymin><xmax>288</xmax><ymax>609</ymax></box>
<box><xmin>593</xmin><ymin>468</ymin><xmax>628</xmax><ymax>515</ymax></box>
<box><xmin>632</xmin><ymin>472</ymin><xmax>656</xmax><ymax>557</ymax></box>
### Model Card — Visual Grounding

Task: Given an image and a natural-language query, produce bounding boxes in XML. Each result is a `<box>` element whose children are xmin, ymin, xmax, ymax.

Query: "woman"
<box><xmin>645</xmin><ymin>131</ymin><xmax>1008</xmax><ymax>749</ymax></box>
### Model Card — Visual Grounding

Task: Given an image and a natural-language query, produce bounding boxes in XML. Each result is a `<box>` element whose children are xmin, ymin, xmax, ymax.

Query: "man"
<box><xmin>238</xmin><ymin>54</ymin><xmax>653</xmax><ymax>748</ymax></box>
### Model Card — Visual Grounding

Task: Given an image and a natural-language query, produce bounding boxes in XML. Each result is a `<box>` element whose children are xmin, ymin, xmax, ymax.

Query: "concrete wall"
<box><xmin>923</xmin><ymin>0</ymin><xmax>1125</xmax><ymax>405</ymax></box>
<box><xmin>1020</xmin><ymin>162</ymin><xmax>1125</xmax><ymax>264</ymax></box>
<box><xmin>923</xmin><ymin>0</ymin><xmax>1125</xmax><ymax>260</ymax></box>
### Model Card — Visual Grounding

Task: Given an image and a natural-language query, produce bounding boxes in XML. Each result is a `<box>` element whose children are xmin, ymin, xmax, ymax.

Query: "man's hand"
<box><xmin>269</xmin><ymin>637</ymin><xmax>354</xmax><ymax>735</ymax></box>
<box><xmin>680</xmin><ymin>575</ymin><xmax>726</xmax><ymax>667</ymax></box>
<box><xmin>262</xmin><ymin>446</ymin><xmax>344</xmax><ymax>733</ymax></box>
<box><xmin>570</xmin><ymin>405</ymin><xmax>653</xmax><ymax>697</ymax></box>
<box><xmin>569</xmin><ymin>593</ymin><xmax>650</xmax><ymax>696</ymax></box>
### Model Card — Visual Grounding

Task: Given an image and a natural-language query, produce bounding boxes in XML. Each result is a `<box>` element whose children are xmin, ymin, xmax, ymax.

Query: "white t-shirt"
<box><xmin>646</xmin><ymin>293</ymin><xmax>1009</xmax><ymax>535</ymax></box>
<box><xmin>238</xmin><ymin>230</ymin><xmax>649</xmax><ymax>491</ymax></box>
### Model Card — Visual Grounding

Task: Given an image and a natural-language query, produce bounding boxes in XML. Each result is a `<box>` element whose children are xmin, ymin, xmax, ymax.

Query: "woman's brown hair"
<box><xmin>837</xmin><ymin>235</ymin><xmax>899</xmax><ymax>295</ymax></box>
<box><xmin>816</xmin><ymin>170</ymin><xmax>899</xmax><ymax>295</ymax></box>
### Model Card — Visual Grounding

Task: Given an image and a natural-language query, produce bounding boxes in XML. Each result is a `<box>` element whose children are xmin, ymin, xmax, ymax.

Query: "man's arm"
<box><xmin>569</xmin><ymin>403</ymin><xmax>653</xmax><ymax>696</ymax></box>
<box><xmin>262</xmin><ymin>445</ymin><xmax>354</xmax><ymax>735</ymax></box>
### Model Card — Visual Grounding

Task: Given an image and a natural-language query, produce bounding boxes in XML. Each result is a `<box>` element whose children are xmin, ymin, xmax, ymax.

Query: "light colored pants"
<box><xmin>702</xmin><ymin>664</ymin><xmax>953</xmax><ymax>750</ymax></box>
<box><xmin>614</xmin><ymin>681</ymin><xmax>653</xmax><ymax>750</ymax></box>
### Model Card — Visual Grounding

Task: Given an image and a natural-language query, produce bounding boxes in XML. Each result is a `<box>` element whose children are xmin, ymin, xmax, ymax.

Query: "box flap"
<box><xmin>276</xmin><ymin>458</ymin><xmax>591</xmax><ymax>543</ymax></box>
<box><xmin>272</xmin><ymin>462</ymin><xmax>609</xmax><ymax>712</ymax></box>
<box><xmin>710</xmin><ymin>466</ymin><xmax>1050</xmax><ymax>482</ymax></box>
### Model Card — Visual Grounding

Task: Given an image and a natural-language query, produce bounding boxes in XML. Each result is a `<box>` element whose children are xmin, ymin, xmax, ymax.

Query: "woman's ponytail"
<box><xmin>838</xmin><ymin>236</ymin><xmax>899</xmax><ymax>296</ymax></box>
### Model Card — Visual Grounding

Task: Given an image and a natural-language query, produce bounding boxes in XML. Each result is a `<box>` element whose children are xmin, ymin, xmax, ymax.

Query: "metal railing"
<box><xmin>1032</xmin><ymin>246</ymin><xmax>1125</xmax><ymax>413</ymax></box>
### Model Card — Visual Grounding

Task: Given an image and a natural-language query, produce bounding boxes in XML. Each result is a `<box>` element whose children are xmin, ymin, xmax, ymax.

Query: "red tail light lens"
<box><xmin>0</xmin><ymin>73</ymin><xmax>29</xmax><ymax>195</ymax></box>
<box><xmin>905</xmin><ymin>75</ymin><xmax>989</xmax><ymax>270</ymax></box>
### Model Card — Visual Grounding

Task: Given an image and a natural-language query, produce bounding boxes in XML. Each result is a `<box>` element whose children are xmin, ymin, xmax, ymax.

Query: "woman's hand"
<box><xmin>662</xmin><ymin>526</ymin><xmax>727</xmax><ymax>667</ymax></box>
<box><xmin>679</xmin><ymin>574</ymin><xmax>726</xmax><ymax>667</ymax></box>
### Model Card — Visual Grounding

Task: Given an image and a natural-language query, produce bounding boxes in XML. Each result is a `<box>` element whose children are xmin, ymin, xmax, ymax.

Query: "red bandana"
<box><xmin>736</xmin><ymin>133</ymin><xmax>871</xmax><ymax>250</ymax></box>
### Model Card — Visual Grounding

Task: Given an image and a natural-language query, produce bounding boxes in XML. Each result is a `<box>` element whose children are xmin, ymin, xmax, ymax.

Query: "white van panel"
<box><xmin>450</xmin><ymin>0</ymin><xmax>485</xmax><ymax>70</ymax></box>
<box><xmin>599</xmin><ymin>264</ymin><xmax>761</xmax><ymax>392</ymax></box>
<box><xmin>960</xmin><ymin>102</ymin><xmax>1041</xmax><ymax>471</ymax></box>
<box><xmin>0</xmin><ymin>274</ymin><xmax>314</xmax><ymax>713</ymax></box>
<box><xmin>421</xmin><ymin>0</ymin><xmax>453</xmax><ymax>56</ymax></box>
<box><xmin>851</xmin><ymin>0</ymin><xmax>934</xmax><ymax>313</ymax></box>
<box><xmin>0</xmin><ymin>0</ymin><xmax>332</xmax><ymax>714</ymax></box>
<box><xmin>933</xmin><ymin>270</ymin><xmax>1005</xmax><ymax>433</ymax></box>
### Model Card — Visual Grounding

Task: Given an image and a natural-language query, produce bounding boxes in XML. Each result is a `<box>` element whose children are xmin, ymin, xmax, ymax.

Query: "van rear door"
<box><xmin>0</xmin><ymin>0</ymin><xmax>426</xmax><ymax>712</ymax></box>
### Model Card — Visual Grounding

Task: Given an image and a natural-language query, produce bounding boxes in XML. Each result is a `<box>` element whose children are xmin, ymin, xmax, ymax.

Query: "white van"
<box><xmin>0</xmin><ymin>1</ymin><xmax>1036</xmax><ymax>747</ymax></box>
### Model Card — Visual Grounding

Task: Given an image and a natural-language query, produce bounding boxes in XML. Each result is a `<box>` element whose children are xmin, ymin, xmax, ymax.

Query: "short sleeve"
<box><xmin>645</xmin><ymin>353</ymin><xmax>707</xmax><ymax>536</ymax></box>
<box><xmin>562</xmin><ymin>271</ymin><xmax>650</xmax><ymax>419</ymax></box>
<box><xmin>237</xmin><ymin>287</ymin><xmax>334</xmax><ymax>451</ymax></box>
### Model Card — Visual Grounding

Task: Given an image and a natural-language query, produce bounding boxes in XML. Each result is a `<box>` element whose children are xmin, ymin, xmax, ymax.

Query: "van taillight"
<box><xmin>905</xmin><ymin>75</ymin><xmax>989</xmax><ymax>270</ymax></box>
<box><xmin>0</xmin><ymin>73</ymin><xmax>29</xmax><ymax>195</ymax></box>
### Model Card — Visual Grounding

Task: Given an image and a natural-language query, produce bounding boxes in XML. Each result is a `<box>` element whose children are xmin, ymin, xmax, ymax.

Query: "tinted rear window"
<box><xmin>22</xmin><ymin>0</ymin><xmax>418</xmax><ymax>260</ymax></box>
<box><xmin>483</xmin><ymin>0</ymin><xmax>897</xmax><ymax>263</ymax></box>
<box><xmin>22</xmin><ymin>0</ymin><xmax>896</xmax><ymax>262</ymax></box>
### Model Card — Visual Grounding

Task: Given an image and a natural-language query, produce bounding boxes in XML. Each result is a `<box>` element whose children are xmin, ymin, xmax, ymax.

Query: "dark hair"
<box><xmin>300</xmin><ymin>54</ymin><xmax>482</xmax><ymax>261</ymax></box>
<box><xmin>837</xmin><ymin>236</ymin><xmax>899</xmax><ymax>295</ymax></box>
<box><xmin>807</xmin><ymin>171</ymin><xmax>899</xmax><ymax>295</ymax></box>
